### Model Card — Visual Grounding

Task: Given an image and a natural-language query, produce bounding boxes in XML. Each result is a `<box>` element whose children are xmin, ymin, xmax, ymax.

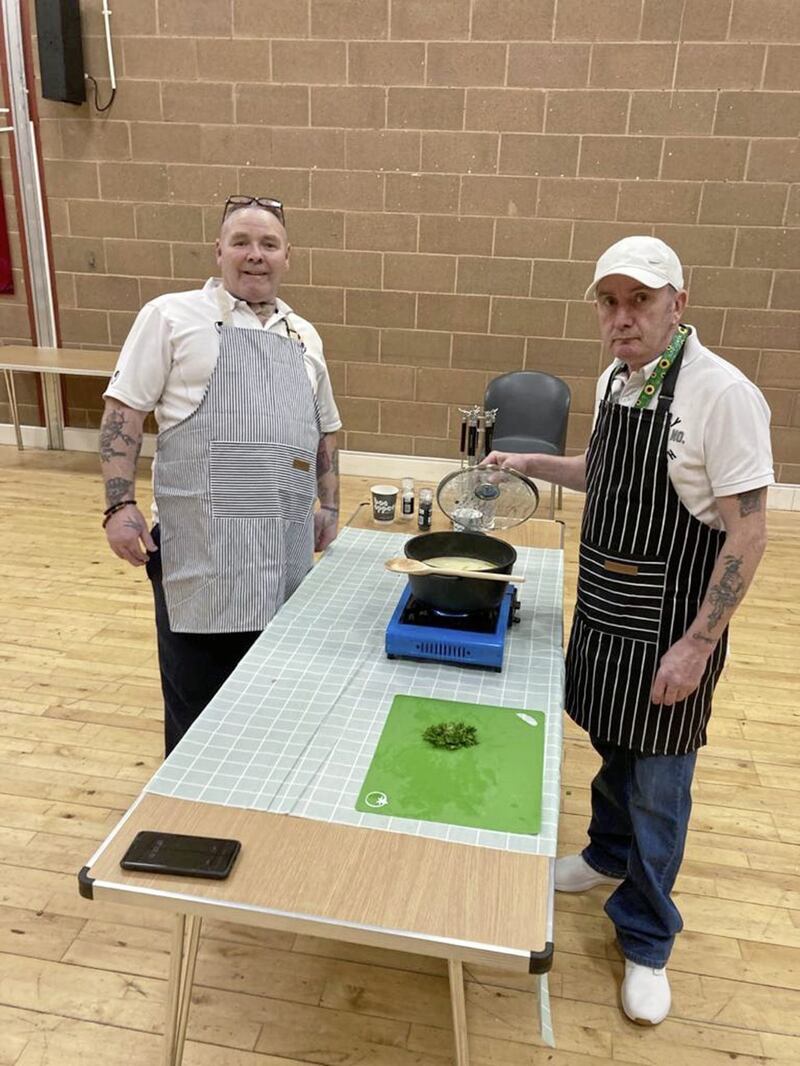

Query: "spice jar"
<box><xmin>401</xmin><ymin>477</ymin><xmax>415</xmax><ymax>517</ymax></box>
<box><xmin>417</xmin><ymin>487</ymin><xmax>433</xmax><ymax>530</ymax></box>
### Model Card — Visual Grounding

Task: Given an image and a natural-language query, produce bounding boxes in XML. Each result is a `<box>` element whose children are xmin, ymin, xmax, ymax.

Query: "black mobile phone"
<box><xmin>120</xmin><ymin>830</ymin><xmax>241</xmax><ymax>880</ymax></box>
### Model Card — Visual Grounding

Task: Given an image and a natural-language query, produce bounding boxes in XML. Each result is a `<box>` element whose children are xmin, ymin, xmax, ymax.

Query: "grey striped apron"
<box><xmin>154</xmin><ymin>296</ymin><xmax>321</xmax><ymax>633</ymax></box>
<box><xmin>564</xmin><ymin>342</ymin><xmax>728</xmax><ymax>755</ymax></box>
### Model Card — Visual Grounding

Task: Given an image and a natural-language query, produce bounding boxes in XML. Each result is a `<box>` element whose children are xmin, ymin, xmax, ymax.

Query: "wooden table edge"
<box><xmin>81</xmin><ymin>793</ymin><xmax>554</xmax><ymax>975</ymax></box>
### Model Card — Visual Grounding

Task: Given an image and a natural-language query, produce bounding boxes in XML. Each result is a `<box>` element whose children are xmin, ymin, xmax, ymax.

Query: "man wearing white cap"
<box><xmin>486</xmin><ymin>235</ymin><xmax>773</xmax><ymax>1024</ymax></box>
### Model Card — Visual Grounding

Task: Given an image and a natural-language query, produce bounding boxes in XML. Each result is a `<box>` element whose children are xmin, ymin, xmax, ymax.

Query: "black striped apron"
<box><xmin>154</xmin><ymin>300</ymin><xmax>321</xmax><ymax>634</ymax></box>
<box><xmin>565</xmin><ymin>345</ymin><xmax>728</xmax><ymax>755</ymax></box>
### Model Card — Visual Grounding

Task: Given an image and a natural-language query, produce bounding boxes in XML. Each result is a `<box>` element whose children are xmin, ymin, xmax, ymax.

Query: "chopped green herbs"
<box><xmin>422</xmin><ymin>721</ymin><xmax>479</xmax><ymax>750</ymax></box>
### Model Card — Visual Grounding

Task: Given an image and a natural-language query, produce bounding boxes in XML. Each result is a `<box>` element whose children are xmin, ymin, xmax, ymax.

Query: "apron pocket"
<box><xmin>576</xmin><ymin>541</ymin><xmax>666</xmax><ymax>645</ymax></box>
<box><xmin>210</xmin><ymin>441</ymin><xmax>316</xmax><ymax>522</ymax></box>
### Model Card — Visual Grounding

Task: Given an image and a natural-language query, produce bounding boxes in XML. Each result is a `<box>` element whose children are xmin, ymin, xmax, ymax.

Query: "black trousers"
<box><xmin>146</xmin><ymin>526</ymin><xmax>261</xmax><ymax>755</ymax></box>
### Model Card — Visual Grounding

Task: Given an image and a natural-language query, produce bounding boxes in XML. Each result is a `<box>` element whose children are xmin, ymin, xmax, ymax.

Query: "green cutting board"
<box><xmin>355</xmin><ymin>695</ymin><xmax>545</xmax><ymax>835</ymax></box>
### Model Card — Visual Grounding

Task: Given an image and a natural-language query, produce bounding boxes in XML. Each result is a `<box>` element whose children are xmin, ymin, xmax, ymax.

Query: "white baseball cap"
<box><xmin>584</xmin><ymin>236</ymin><xmax>684</xmax><ymax>301</ymax></box>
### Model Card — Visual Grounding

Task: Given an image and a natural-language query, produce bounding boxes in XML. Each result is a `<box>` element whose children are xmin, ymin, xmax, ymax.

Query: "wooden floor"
<box><xmin>1</xmin><ymin>444</ymin><xmax>799</xmax><ymax>1066</ymax></box>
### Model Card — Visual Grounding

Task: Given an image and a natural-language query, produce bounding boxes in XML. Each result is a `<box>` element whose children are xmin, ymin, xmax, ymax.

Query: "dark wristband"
<box><xmin>103</xmin><ymin>498</ymin><xmax>136</xmax><ymax>516</ymax></box>
<box><xmin>102</xmin><ymin>499</ymin><xmax>137</xmax><ymax>527</ymax></box>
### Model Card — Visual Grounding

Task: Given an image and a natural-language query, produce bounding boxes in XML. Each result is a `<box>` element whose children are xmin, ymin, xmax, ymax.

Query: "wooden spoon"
<box><xmin>384</xmin><ymin>557</ymin><xmax>526</xmax><ymax>584</ymax></box>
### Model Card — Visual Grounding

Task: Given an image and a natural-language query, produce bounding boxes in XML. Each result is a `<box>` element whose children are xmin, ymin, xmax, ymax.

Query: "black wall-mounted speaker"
<box><xmin>34</xmin><ymin>0</ymin><xmax>86</xmax><ymax>105</ymax></box>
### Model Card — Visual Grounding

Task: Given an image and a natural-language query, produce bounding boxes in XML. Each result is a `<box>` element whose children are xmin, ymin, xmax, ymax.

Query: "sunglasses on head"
<box><xmin>221</xmin><ymin>195</ymin><xmax>285</xmax><ymax>226</ymax></box>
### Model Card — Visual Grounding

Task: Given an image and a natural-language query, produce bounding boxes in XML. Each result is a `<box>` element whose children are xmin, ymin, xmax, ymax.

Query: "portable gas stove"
<box><xmin>385</xmin><ymin>584</ymin><xmax>521</xmax><ymax>672</ymax></box>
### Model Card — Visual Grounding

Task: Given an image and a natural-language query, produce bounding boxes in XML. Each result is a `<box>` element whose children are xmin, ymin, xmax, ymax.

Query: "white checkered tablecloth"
<box><xmin>145</xmin><ymin>526</ymin><xmax>565</xmax><ymax>857</ymax></box>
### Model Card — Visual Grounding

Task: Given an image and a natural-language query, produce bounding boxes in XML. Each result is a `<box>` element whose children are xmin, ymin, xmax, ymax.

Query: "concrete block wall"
<box><xmin>1</xmin><ymin>0</ymin><xmax>798</xmax><ymax>478</ymax></box>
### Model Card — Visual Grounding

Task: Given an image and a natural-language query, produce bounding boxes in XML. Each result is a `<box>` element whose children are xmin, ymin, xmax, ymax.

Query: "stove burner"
<box><xmin>386</xmin><ymin>585</ymin><xmax>521</xmax><ymax>672</ymax></box>
<box><xmin>401</xmin><ymin>596</ymin><xmax>502</xmax><ymax>634</ymax></box>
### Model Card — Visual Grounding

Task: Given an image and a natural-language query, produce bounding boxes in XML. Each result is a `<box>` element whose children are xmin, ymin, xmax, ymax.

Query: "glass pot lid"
<box><xmin>435</xmin><ymin>465</ymin><xmax>540</xmax><ymax>531</ymax></box>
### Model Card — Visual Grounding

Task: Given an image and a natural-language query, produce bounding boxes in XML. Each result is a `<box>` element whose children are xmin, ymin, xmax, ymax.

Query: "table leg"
<box><xmin>162</xmin><ymin>914</ymin><xmax>202</xmax><ymax>1066</ymax></box>
<box><xmin>3</xmin><ymin>369</ymin><xmax>23</xmax><ymax>450</ymax></box>
<box><xmin>41</xmin><ymin>371</ymin><xmax>65</xmax><ymax>449</ymax></box>
<box><xmin>174</xmin><ymin>915</ymin><xmax>202</xmax><ymax>1065</ymax></box>
<box><xmin>538</xmin><ymin>856</ymin><xmax>556</xmax><ymax>1047</ymax></box>
<box><xmin>447</xmin><ymin>959</ymin><xmax>470</xmax><ymax>1066</ymax></box>
<box><xmin>537</xmin><ymin>973</ymin><xmax>556</xmax><ymax>1048</ymax></box>
<box><xmin>162</xmin><ymin>915</ymin><xmax>185</xmax><ymax>1066</ymax></box>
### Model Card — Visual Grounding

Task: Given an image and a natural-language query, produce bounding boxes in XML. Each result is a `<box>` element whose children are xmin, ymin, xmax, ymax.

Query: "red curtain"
<box><xmin>0</xmin><ymin>170</ymin><xmax>13</xmax><ymax>293</ymax></box>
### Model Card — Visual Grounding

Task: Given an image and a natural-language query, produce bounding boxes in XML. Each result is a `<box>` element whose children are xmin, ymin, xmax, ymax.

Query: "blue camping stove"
<box><xmin>385</xmin><ymin>584</ymin><xmax>520</xmax><ymax>672</ymax></box>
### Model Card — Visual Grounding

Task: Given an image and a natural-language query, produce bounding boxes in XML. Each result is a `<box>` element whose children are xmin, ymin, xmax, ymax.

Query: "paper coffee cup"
<box><xmin>371</xmin><ymin>484</ymin><xmax>398</xmax><ymax>522</ymax></box>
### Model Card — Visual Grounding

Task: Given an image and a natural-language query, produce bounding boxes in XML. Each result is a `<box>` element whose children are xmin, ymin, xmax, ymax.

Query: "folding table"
<box><xmin>80</xmin><ymin>511</ymin><xmax>565</xmax><ymax>1065</ymax></box>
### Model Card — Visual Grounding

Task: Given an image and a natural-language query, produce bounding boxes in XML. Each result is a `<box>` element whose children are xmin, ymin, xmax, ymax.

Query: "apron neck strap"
<box><xmin>285</xmin><ymin>316</ymin><xmax>303</xmax><ymax>344</ymax></box>
<box><xmin>655</xmin><ymin>326</ymin><xmax>690</xmax><ymax>413</ymax></box>
<box><xmin>635</xmin><ymin>325</ymin><xmax>689</xmax><ymax>411</ymax></box>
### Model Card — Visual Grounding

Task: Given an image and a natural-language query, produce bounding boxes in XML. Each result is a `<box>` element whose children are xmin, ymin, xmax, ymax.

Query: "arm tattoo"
<box><xmin>123</xmin><ymin>513</ymin><xmax>147</xmax><ymax>534</ymax></box>
<box><xmin>316</xmin><ymin>437</ymin><xmax>339</xmax><ymax>477</ymax></box>
<box><xmin>692</xmin><ymin>633</ymin><xmax>716</xmax><ymax>646</ymax></box>
<box><xmin>316</xmin><ymin>439</ymin><xmax>331</xmax><ymax>476</ymax></box>
<box><xmin>706</xmin><ymin>553</ymin><xmax>745</xmax><ymax>631</ymax></box>
<box><xmin>737</xmin><ymin>489</ymin><xmax>763</xmax><ymax>517</ymax></box>
<box><xmin>99</xmin><ymin>408</ymin><xmax>138</xmax><ymax>462</ymax></box>
<box><xmin>106</xmin><ymin>477</ymin><xmax>134</xmax><ymax>506</ymax></box>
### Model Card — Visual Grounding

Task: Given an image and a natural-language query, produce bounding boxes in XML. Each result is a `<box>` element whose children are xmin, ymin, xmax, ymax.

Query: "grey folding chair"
<box><xmin>484</xmin><ymin>371</ymin><xmax>571</xmax><ymax>519</ymax></box>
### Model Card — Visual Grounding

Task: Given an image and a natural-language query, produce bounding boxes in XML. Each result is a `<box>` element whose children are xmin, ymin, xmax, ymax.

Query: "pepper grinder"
<box><xmin>466</xmin><ymin>405</ymin><xmax>480</xmax><ymax>467</ymax></box>
<box><xmin>458</xmin><ymin>408</ymin><xmax>470</xmax><ymax>468</ymax></box>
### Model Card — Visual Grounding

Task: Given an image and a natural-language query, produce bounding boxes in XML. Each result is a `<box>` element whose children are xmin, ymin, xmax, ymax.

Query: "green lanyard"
<box><xmin>632</xmin><ymin>326</ymin><xmax>689</xmax><ymax>410</ymax></box>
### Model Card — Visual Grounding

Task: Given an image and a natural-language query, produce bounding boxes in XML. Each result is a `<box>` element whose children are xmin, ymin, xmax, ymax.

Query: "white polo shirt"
<box><xmin>595</xmin><ymin>326</ymin><xmax>774</xmax><ymax>529</ymax></box>
<box><xmin>104</xmin><ymin>278</ymin><xmax>342</xmax><ymax>434</ymax></box>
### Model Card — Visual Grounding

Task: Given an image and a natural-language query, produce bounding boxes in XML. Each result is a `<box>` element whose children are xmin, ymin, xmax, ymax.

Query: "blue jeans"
<box><xmin>582</xmin><ymin>737</ymin><xmax>697</xmax><ymax>968</ymax></box>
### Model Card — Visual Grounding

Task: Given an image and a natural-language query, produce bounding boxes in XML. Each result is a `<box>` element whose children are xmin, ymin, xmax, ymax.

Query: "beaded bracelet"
<box><xmin>102</xmin><ymin>499</ymin><xmax>137</xmax><ymax>528</ymax></box>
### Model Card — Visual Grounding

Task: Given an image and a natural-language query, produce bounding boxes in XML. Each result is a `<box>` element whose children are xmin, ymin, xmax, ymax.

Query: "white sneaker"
<box><xmin>554</xmin><ymin>854</ymin><xmax>624</xmax><ymax>892</ymax></box>
<box><xmin>621</xmin><ymin>960</ymin><xmax>671</xmax><ymax>1025</ymax></box>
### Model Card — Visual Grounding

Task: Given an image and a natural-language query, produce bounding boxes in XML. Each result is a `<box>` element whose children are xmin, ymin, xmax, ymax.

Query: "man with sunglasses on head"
<box><xmin>99</xmin><ymin>196</ymin><xmax>342</xmax><ymax>755</ymax></box>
